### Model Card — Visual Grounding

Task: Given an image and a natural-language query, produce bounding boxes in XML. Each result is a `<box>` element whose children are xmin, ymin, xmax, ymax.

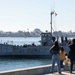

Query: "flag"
<box><xmin>55</xmin><ymin>12</ymin><xmax>57</xmax><ymax>16</ymax></box>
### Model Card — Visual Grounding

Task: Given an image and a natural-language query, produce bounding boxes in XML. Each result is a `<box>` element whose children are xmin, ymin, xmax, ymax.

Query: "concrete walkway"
<box><xmin>0</xmin><ymin>65</ymin><xmax>75</xmax><ymax>75</ymax></box>
<box><xmin>39</xmin><ymin>71</ymin><xmax>75</xmax><ymax>75</ymax></box>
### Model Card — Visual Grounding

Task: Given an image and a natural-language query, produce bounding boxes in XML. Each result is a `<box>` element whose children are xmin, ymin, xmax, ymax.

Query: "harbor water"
<box><xmin>0</xmin><ymin>36</ymin><xmax>73</xmax><ymax>71</ymax></box>
<box><xmin>0</xmin><ymin>37</ymin><xmax>41</xmax><ymax>46</ymax></box>
<box><xmin>0</xmin><ymin>37</ymin><xmax>51</xmax><ymax>71</ymax></box>
<box><xmin>0</xmin><ymin>57</ymin><xmax>51</xmax><ymax>71</ymax></box>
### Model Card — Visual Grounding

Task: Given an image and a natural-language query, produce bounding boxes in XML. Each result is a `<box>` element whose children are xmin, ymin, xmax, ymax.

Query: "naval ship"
<box><xmin>0</xmin><ymin>11</ymin><xmax>70</xmax><ymax>58</ymax></box>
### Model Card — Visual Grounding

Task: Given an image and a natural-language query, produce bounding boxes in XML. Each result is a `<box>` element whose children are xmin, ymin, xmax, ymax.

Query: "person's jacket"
<box><xmin>68</xmin><ymin>43</ymin><xmax>75</xmax><ymax>60</ymax></box>
<box><xmin>50</xmin><ymin>46</ymin><xmax>60</xmax><ymax>55</ymax></box>
<box><xmin>60</xmin><ymin>51</ymin><xmax>66</xmax><ymax>60</ymax></box>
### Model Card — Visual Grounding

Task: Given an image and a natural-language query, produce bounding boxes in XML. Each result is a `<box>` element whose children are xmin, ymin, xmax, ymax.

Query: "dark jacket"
<box><xmin>68</xmin><ymin>43</ymin><xmax>75</xmax><ymax>60</ymax></box>
<box><xmin>50</xmin><ymin>46</ymin><xmax>60</xmax><ymax>55</ymax></box>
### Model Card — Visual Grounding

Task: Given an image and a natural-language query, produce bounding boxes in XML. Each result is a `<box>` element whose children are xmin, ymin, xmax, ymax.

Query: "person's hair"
<box><xmin>73</xmin><ymin>39</ymin><xmax>75</xmax><ymax>44</ymax></box>
<box><xmin>61</xmin><ymin>47</ymin><xmax>64</xmax><ymax>52</ymax></box>
<box><xmin>54</xmin><ymin>41</ymin><xmax>59</xmax><ymax>50</ymax></box>
<box><xmin>54</xmin><ymin>41</ymin><xmax>59</xmax><ymax>49</ymax></box>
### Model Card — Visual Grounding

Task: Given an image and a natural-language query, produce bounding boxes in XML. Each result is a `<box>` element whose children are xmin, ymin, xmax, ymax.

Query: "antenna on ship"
<box><xmin>50</xmin><ymin>11</ymin><xmax>54</xmax><ymax>36</ymax></box>
<box><xmin>50</xmin><ymin>0</ymin><xmax>56</xmax><ymax>36</ymax></box>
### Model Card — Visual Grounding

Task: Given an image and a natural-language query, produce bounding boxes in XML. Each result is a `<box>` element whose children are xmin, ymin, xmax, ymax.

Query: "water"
<box><xmin>0</xmin><ymin>37</ymin><xmax>51</xmax><ymax>71</ymax></box>
<box><xmin>0</xmin><ymin>57</ymin><xmax>51</xmax><ymax>71</ymax></box>
<box><xmin>0</xmin><ymin>37</ymin><xmax>41</xmax><ymax>45</ymax></box>
<box><xmin>0</xmin><ymin>36</ymin><xmax>74</xmax><ymax>71</ymax></box>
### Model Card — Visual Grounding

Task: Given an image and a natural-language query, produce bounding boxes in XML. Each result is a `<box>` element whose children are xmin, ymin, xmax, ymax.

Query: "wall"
<box><xmin>0</xmin><ymin>64</ymin><xmax>75</xmax><ymax>75</ymax></box>
<box><xmin>0</xmin><ymin>65</ymin><xmax>56</xmax><ymax>75</ymax></box>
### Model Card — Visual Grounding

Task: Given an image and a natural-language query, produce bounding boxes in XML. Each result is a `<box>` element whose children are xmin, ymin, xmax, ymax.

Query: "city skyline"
<box><xmin>0</xmin><ymin>0</ymin><xmax>75</xmax><ymax>32</ymax></box>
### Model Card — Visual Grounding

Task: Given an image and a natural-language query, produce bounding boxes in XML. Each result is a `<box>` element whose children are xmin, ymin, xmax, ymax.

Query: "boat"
<box><xmin>0</xmin><ymin>11</ymin><xmax>70</xmax><ymax>58</ymax></box>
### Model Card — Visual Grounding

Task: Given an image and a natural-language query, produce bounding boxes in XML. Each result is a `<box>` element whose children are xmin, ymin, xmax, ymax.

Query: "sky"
<box><xmin>0</xmin><ymin>0</ymin><xmax>75</xmax><ymax>32</ymax></box>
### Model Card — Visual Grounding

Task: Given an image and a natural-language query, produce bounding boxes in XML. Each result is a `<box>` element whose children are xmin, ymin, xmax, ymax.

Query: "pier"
<box><xmin>0</xmin><ymin>64</ymin><xmax>75</xmax><ymax>75</ymax></box>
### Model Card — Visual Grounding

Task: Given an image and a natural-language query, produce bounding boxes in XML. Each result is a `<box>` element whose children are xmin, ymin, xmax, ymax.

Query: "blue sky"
<box><xmin>0</xmin><ymin>0</ymin><xmax>75</xmax><ymax>32</ymax></box>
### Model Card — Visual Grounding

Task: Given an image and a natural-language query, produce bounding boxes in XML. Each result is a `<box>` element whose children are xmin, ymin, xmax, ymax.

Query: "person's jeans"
<box><xmin>60</xmin><ymin>60</ymin><xmax>64</xmax><ymax>68</ymax></box>
<box><xmin>51</xmin><ymin>54</ymin><xmax>61</xmax><ymax>73</ymax></box>
<box><xmin>70</xmin><ymin>59</ymin><xmax>73</xmax><ymax>73</ymax></box>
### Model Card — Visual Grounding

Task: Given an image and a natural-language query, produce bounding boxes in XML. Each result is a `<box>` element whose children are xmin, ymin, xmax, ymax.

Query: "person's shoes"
<box><xmin>70</xmin><ymin>71</ymin><xmax>72</xmax><ymax>74</ymax></box>
<box><xmin>59</xmin><ymin>72</ymin><xmax>62</xmax><ymax>74</ymax></box>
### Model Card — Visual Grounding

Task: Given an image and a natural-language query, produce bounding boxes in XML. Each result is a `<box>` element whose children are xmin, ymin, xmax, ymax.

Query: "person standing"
<box><xmin>61</xmin><ymin>36</ymin><xmax>64</xmax><ymax>43</ymax></box>
<box><xmin>50</xmin><ymin>41</ymin><xmax>61</xmax><ymax>74</ymax></box>
<box><xmin>60</xmin><ymin>47</ymin><xmax>66</xmax><ymax>70</ymax></box>
<box><xmin>68</xmin><ymin>39</ymin><xmax>75</xmax><ymax>73</ymax></box>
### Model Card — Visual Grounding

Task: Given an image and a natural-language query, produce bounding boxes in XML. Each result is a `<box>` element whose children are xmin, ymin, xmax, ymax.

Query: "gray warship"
<box><xmin>0</xmin><ymin>11</ymin><xmax>70</xmax><ymax>58</ymax></box>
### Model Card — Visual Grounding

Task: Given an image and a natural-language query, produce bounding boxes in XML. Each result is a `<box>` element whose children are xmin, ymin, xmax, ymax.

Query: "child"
<box><xmin>60</xmin><ymin>47</ymin><xmax>67</xmax><ymax>70</ymax></box>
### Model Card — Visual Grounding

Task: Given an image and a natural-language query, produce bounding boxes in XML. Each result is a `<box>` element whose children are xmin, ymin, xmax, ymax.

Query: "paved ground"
<box><xmin>39</xmin><ymin>71</ymin><xmax>75</xmax><ymax>75</ymax></box>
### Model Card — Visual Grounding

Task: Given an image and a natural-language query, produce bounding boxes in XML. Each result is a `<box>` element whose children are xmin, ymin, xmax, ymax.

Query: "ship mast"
<box><xmin>50</xmin><ymin>11</ymin><xmax>54</xmax><ymax>36</ymax></box>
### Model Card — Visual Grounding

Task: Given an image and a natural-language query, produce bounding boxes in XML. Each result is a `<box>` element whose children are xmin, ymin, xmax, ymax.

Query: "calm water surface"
<box><xmin>0</xmin><ymin>57</ymin><xmax>51</xmax><ymax>71</ymax></box>
<box><xmin>0</xmin><ymin>37</ymin><xmax>51</xmax><ymax>71</ymax></box>
<box><xmin>0</xmin><ymin>37</ymin><xmax>74</xmax><ymax>71</ymax></box>
<box><xmin>0</xmin><ymin>37</ymin><xmax>41</xmax><ymax>45</ymax></box>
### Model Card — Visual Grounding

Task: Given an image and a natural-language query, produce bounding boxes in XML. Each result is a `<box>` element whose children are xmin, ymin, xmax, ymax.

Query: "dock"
<box><xmin>39</xmin><ymin>71</ymin><xmax>75</xmax><ymax>75</ymax></box>
<box><xmin>0</xmin><ymin>64</ymin><xmax>75</xmax><ymax>75</ymax></box>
